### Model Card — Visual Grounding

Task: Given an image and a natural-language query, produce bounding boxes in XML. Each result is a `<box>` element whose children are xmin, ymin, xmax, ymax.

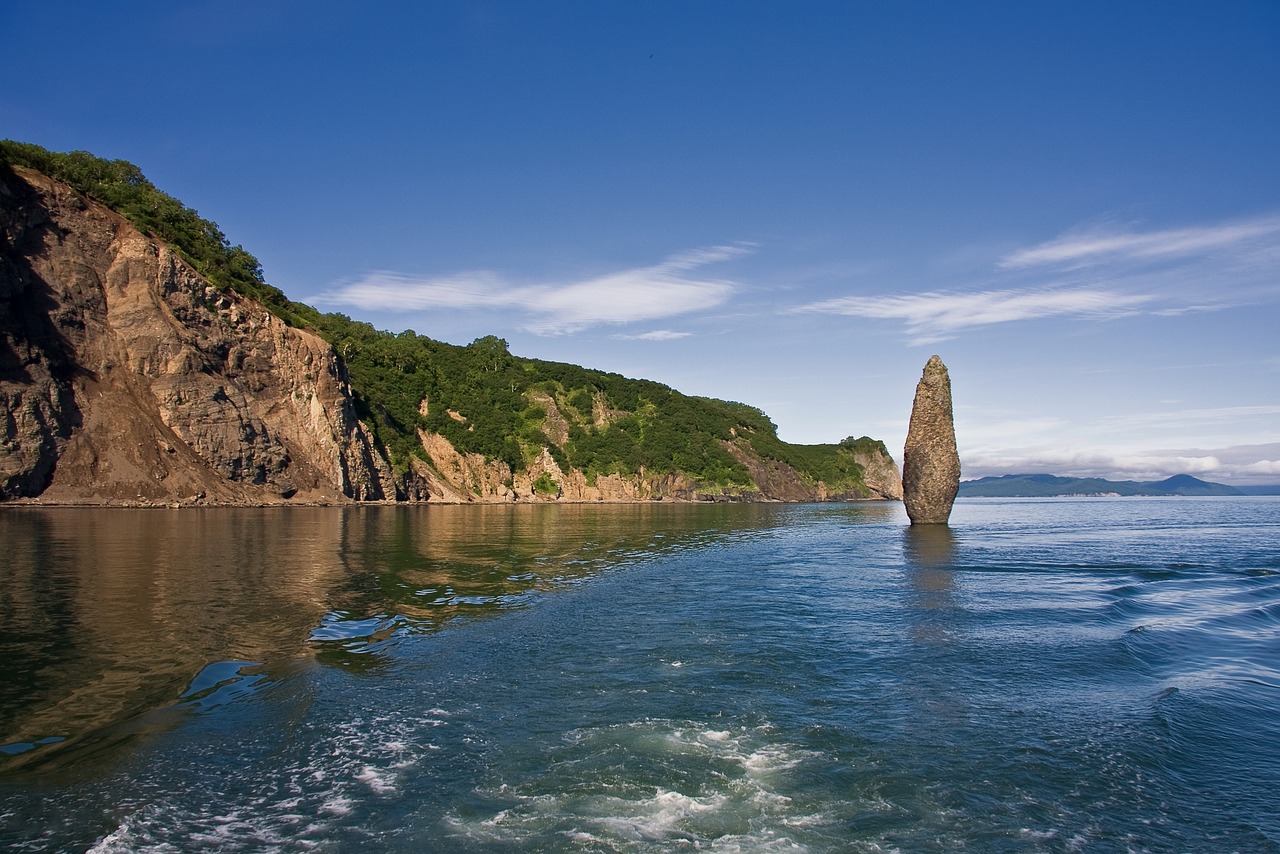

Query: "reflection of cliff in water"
<box><xmin>0</xmin><ymin>503</ymin><xmax>782</xmax><ymax>774</ymax></box>
<box><xmin>319</xmin><ymin>503</ymin><xmax>785</xmax><ymax>649</ymax></box>
<box><xmin>0</xmin><ymin>508</ymin><xmax>352</xmax><ymax>774</ymax></box>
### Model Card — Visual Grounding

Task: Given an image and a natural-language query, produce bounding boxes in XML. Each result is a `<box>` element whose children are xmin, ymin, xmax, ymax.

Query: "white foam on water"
<box><xmin>697</xmin><ymin>834</ymin><xmax>810</xmax><ymax>853</ymax></box>
<box><xmin>743</xmin><ymin>747</ymin><xmax>808</xmax><ymax>776</ymax></box>
<box><xmin>88</xmin><ymin>802</ymin><xmax>308</xmax><ymax>853</ymax></box>
<box><xmin>447</xmin><ymin>718</ymin><xmax>831</xmax><ymax>851</ymax></box>
<box><xmin>319</xmin><ymin>795</ymin><xmax>354</xmax><ymax>816</ymax></box>
<box><xmin>591</xmin><ymin>789</ymin><xmax>730</xmax><ymax>841</ymax></box>
<box><xmin>80</xmin><ymin>703</ymin><xmax>454</xmax><ymax>852</ymax></box>
<box><xmin>355</xmin><ymin>764</ymin><xmax>397</xmax><ymax>795</ymax></box>
<box><xmin>86</xmin><ymin>812</ymin><xmax>150</xmax><ymax>854</ymax></box>
<box><xmin>779</xmin><ymin>812</ymin><xmax>828</xmax><ymax>829</ymax></box>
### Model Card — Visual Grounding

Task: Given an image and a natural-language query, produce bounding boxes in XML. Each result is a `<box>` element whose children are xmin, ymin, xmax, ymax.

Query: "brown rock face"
<box><xmin>721</xmin><ymin>439</ymin><xmax>903</xmax><ymax>502</ymax></box>
<box><xmin>0</xmin><ymin>163</ymin><xmax>905</xmax><ymax>507</ymax></box>
<box><xmin>902</xmin><ymin>355</ymin><xmax>960</xmax><ymax>524</ymax></box>
<box><xmin>0</xmin><ymin>166</ymin><xmax>399</xmax><ymax>504</ymax></box>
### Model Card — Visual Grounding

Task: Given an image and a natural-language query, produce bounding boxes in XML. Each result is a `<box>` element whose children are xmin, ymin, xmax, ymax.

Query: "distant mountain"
<box><xmin>958</xmin><ymin>473</ymin><xmax>1243</xmax><ymax>498</ymax></box>
<box><xmin>1235</xmin><ymin>484</ymin><xmax>1280</xmax><ymax>496</ymax></box>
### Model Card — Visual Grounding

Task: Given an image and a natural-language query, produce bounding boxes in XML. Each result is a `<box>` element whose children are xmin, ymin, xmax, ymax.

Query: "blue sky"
<box><xmin>5</xmin><ymin>1</ymin><xmax>1278</xmax><ymax>483</ymax></box>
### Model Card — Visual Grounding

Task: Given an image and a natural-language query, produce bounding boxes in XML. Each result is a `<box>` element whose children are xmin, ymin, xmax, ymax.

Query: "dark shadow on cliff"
<box><xmin>0</xmin><ymin>164</ymin><xmax>88</xmax><ymax>497</ymax></box>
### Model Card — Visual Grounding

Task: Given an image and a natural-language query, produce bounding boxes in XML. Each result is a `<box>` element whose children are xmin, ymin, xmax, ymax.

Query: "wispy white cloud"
<box><xmin>319</xmin><ymin>244</ymin><xmax>750</xmax><ymax>335</ymax></box>
<box><xmin>960</xmin><ymin>406</ymin><xmax>1280</xmax><ymax>459</ymax></box>
<box><xmin>999</xmin><ymin>214</ymin><xmax>1280</xmax><ymax>269</ymax></box>
<box><xmin>796</xmin><ymin>287</ymin><xmax>1151</xmax><ymax>344</ymax></box>
<box><xmin>1092</xmin><ymin>404</ymin><xmax>1280</xmax><ymax>438</ymax></box>
<box><xmin>961</xmin><ymin>442</ymin><xmax>1280</xmax><ymax>485</ymax></box>
<box><xmin>613</xmin><ymin>330</ymin><xmax>693</xmax><ymax>341</ymax></box>
<box><xmin>962</xmin><ymin>448</ymin><xmax>1224</xmax><ymax>482</ymax></box>
<box><xmin>796</xmin><ymin>211</ymin><xmax>1280</xmax><ymax>342</ymax></box>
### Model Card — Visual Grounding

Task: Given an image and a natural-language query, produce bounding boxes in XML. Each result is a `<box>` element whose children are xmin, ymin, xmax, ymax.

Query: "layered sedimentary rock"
<box><xmin>403</xmin><ymin>428</ymin><xmax>904</xmax><ymax>504</ymax></box>
<box><xmin>1</xmin><ymin>163</ymin><xmax>904</xmax><ymax>506</ymax></box>
<box><xmin>721</xmin><ymin>439</ymin><xmax>902</xmax><ymax>502</ymax></box>
<box><xmin>0</xmin><ymin>166</ymin><xmax>398</xmax><ymax>504</ymax></box>
<box><xmin>902</xmin><ymin>355</ymin><xmax>960</xmax><ymax>524</ymax></box>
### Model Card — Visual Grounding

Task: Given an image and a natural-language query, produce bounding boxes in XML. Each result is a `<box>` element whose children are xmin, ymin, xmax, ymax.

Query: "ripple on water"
<box><xmin>84</xmin><ymin>704</ymin><xmax>453</xmax><ymax>853</ymax></box>
<box><xmin>179</xmin><ymin>660</ymin><xmax>271</xmax><ymax>712</ymax></box>
<box><xmin>442</xmin><ymin>719</ymin><xmax>840</xmax><ymax>851</ymax></box>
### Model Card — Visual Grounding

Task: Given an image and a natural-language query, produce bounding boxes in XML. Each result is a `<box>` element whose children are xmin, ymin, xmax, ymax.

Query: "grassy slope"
<box><xmin>0</xmin><ymin>141</ymin><xmax>887</xmax><ymax>491</ymax></box>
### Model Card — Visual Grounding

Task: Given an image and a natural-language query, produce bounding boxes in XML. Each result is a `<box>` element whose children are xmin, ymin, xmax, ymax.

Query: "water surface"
<box><xmin>1</xmin><ymin>498</ymin><xmax>1278</xmax><ymax>851</ymax></box>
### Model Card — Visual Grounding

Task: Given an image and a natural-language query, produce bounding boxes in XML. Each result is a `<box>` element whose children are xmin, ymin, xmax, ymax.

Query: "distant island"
<box><xmin>958</xmin><ymin>474</ymin><xmax>1243</xmax><ymax>498</ymax></box>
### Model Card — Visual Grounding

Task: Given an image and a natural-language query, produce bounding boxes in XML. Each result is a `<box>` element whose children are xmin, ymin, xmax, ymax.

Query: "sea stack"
<box><xmin>903</xmin><ymin>355</ymin><xmax>960</xmax><ymax>525</ymax></box>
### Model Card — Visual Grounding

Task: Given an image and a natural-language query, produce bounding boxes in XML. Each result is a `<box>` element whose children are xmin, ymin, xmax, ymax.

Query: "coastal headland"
<box><xmin>0</xmin><ymin>145</ymin><xmax>902</xmax><ymax>507</ymax></box>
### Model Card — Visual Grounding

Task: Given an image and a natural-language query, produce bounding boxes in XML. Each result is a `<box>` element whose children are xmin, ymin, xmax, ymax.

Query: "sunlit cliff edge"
<box><xmin>0</xmin><ymin>149</ymin><xmax>901</xmax><ymax>506</ymax></box>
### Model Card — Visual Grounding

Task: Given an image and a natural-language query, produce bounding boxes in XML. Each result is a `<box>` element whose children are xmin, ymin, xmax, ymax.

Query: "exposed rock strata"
<box><xmin>401</xmin><ymin>428</ymin><xmax>903</xmax><ymax>505</ymax></box>
<box><xmin>527</xmin><ymin>390</ymin><xmax>569</xmax><ymax>448</ymax></box>
<box><xmin>0</xmin><ymin>166</ymin><xmax>397</xmax><ymax>504</ymax></box>
<box><xmin>902</xmin><ymin>355</ymin><xmax>960</xmax><ymax>524</ymax></box>
<box><xmin>1</xmin><ymin>165</ymin><xmax>903</xmax><ymax>506</ymax></box>
<box><xmin>721</xmin><ymin>439</ymin><xmax>903</xmax><ymax>502</ymax></box>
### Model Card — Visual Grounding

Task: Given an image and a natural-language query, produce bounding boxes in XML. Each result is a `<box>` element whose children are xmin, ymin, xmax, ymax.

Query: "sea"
<box><xmin>1</xmin><ymin>497</ymin><xmax>1278</xmax><ymax>852</ymax></box>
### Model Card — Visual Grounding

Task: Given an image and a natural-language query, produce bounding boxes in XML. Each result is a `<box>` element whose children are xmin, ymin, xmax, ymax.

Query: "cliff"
<box><xmin>405</xmin><ymin>428</ymin><xmax>902</xmax><ymax>504</ymax></box>
<box><xmin>0</xmin><ymin>166</ymin><xmax>398</xmax><ymax>504</ymax></box>
<box><xmin>1</xmin><ymin>156</ymin><xmax>901</xmax><ymax>506</ymax></box>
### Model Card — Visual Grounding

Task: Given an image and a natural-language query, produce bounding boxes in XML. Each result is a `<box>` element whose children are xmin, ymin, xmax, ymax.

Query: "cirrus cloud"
<box><xmin>318</xmin><ymin>244</ymin><xmax>751</xmax><ymax>335</ymax></box>
<box><xmin>999</xmin><ymin>214</ymin><xmax>1280</xmax><ymax>269</ymax></box>
<box><xmin>613</xmin><ymin>330</ymin><xmax>693</xmax><ymax>341</ymax></box>
<box><xmin>796</xmin><ymin>287</ymin><xmax>1152</xmax><ymax>344</ymax></box>
<box><xmin>795</xmin><ymin>211</ymin><xmax>1280</xmax><ymax>343</ymax></box>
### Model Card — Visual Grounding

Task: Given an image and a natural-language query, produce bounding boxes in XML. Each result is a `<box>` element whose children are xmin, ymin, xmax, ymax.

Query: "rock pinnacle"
<box><xmin>903</xmin><ymin>355</ymin><xmax>960</xmax><ymax>525</ymax></box>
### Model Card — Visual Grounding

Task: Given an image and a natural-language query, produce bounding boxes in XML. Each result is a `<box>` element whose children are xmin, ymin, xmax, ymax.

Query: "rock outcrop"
<box><xmin>902</xmin><ymin>355</ymin><xmax>960</xmax><ymax>524</ymax></box>
<box><xmin>0</xmin><ymin>166</ymin><xmax>398</xmax><ymax>504</ymax></box>
<box><xmin>721</xmin><ymin>439</ymin><xmax>902</xmax><ymax>502</ymax></box>
<box><xmin>399</xmin><ymin>428</ymin><xmax>904</xmax><ymax>504</ymax></box>
<box><xmin>1</xmin><ymin>163</ymin><xmax>903</xmax><ymax>507</ymax></box>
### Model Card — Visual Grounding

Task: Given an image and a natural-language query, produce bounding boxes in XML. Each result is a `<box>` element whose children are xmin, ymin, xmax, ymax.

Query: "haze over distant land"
<box><xmin>958</xmin><ymin>474</ymin><xmax>1244</xmax><ymax>498</ymax></box>
<box><xmin>3</xmin><ymin>2</ymin><xmax>1275</xmax><ymax>484</ymax></box>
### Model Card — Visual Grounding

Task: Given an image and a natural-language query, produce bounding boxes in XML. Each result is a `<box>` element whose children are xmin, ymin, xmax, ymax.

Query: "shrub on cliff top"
<box><xmin>1</xmin><ymin>141</ymin><xmax>888</xmax><ymax>492</ymax></box>
<box><xmin>0</xmin><ymin>140</ymin><xmax>317</xmax><ymax>328</ymax></box>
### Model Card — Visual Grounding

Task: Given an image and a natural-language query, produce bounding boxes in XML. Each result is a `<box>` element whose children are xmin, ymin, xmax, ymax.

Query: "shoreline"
<box><xmin>0</xmin><ymin>495</ymin><xmax>901</xmax><ymax>509</ymax></box>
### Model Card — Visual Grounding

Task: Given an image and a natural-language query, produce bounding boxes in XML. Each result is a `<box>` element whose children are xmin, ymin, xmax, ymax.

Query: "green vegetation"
<box><xmin>0</xmin><ymin>140</ymin><xmax>320</xmax><ymax>327</ymax></box>
<box><xmin>1</xmin><ymin>141</ymin><xmax>888</xmax><ymax>493</ymax></box>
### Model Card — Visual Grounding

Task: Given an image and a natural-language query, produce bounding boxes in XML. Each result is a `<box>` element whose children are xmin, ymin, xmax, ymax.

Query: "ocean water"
<box><xmin>1</xmin><ymin>497</ymin><xmax>1278</xmax><ymax>852</ymax></box>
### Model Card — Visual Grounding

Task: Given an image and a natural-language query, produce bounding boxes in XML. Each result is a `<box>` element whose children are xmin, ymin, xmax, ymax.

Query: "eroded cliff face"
<box><xmin>722</xmin><ymin>439</ymin><xmax>903</xmax><ymax>502</ymax></box>
<box><xmin>0</xmin><ymin>167</ymin><xmax>398</xmax><ymax>504</ymax></box>
<box><xmin>402</xmin><ymin>425</ymin><xmax>902</xmax><ymax>505</ymax></box>
<box><xmin>1</xmin><ymin>165</ymin><xmax>902</xmax><ymax>506</ymax></box>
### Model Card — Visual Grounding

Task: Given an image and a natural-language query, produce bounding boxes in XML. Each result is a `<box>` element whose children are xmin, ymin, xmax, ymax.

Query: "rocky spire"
<box><xmin>903</xmin><ymin>355</ymin><xmax>960</xmax><ymax>524</ymax></box>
